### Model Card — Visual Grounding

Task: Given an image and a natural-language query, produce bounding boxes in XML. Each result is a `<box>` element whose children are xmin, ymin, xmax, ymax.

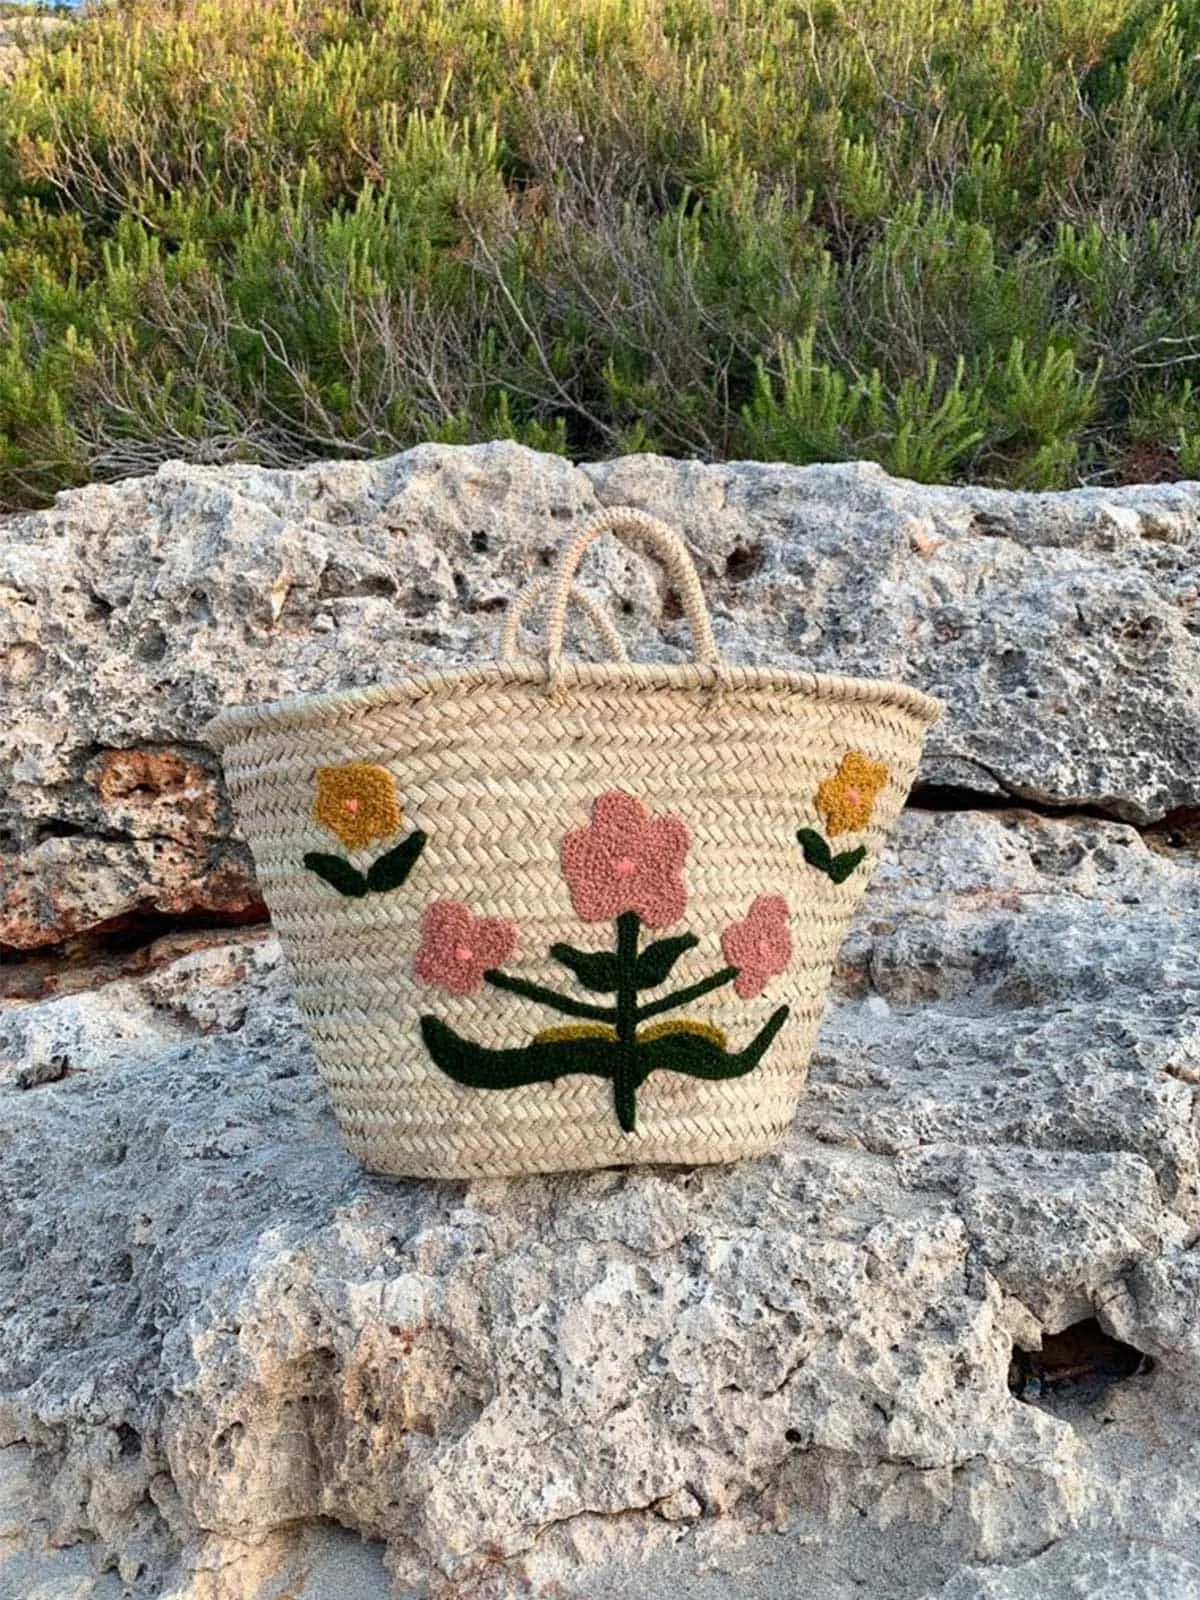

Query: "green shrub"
<box><xmin>1</xmin><ymin>0</ymin><xmax>1199</xmax><ymax>504</ymax></box>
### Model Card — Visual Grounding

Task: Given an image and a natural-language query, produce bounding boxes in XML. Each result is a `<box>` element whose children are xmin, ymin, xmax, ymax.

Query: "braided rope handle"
<box><xmin>499</xmin><ymin>578</ymin><xmax>629</xmax><ymax>664</ymax></box>
<box><xmin>522</xmin><ymin>506</ymin><xmax>724</xmax><ymax>683</ymax></box>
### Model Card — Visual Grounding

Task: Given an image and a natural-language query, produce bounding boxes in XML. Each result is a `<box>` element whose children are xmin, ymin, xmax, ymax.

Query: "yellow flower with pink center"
<box><xmin>313</xmin><ymin>761</ymin><xmax>402</xmax><ymax>850</ymax></box>
<box><xmin>816</xmin><ymin>750</ymin><xmax>889</xmax><ymax>837</ymax></box>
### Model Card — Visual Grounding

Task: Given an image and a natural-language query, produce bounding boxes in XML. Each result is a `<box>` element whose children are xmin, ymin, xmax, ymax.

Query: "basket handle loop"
<box><xmin>499</xmin><ymin>577</ymin><xmax>629</xmax><ymax>664</ymax></box>
<box><xmin>541</xmin><ymin>506</ymin><xmax>724</xmax><ymax>682</ymax></box>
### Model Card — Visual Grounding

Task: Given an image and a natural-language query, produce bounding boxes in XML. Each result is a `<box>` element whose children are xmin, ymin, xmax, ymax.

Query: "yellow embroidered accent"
<box><xmin>815</xmin><ymin>750</ymin><xmax>889</xmax><ymax>837</ymax></box>
<box><xmin>313</xmin><ymin>761</ymin><xmax>402</xmax><ymax>850</ymax></box>
<box><xmin>532</xmin><ymin>1023</ymin><xmax>618</xmax><ymax>1045</ymax></box>
<box><xmin>637</xmin><ymin>1018</ymin><xmax>728</xmax><ymax>1049</ymax></box>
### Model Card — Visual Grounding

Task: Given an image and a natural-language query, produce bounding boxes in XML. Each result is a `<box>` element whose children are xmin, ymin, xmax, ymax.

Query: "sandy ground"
<box><xmin>286</xmin><ymin>1529</ymin><xmax>394</xmax><ymax>1600</ymax></box>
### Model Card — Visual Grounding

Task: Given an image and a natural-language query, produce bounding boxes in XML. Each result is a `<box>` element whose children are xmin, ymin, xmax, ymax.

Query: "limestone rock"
<box><xmin>2</xmin><ymin>806</ymin><xmax>1199</xmax><ymax>1596</ymax></box>
<box><xmin>3</xmin><ymin>446</ymin><xmax>1199</xmax><ymax>951</ymax></box>
<box><xmin>3</xmin><ymin>448</ymin><xmax>1199</xmax><ymax>1596</ymax></box>
<box><xmin>930</xmin><ymin>1541</ymin><xmax>1200</xmax><ymax>1600</ymax></box>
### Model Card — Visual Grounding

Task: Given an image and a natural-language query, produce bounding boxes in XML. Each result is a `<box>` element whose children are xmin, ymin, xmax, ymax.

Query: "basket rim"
<box><xmin>203</xmin><ymin>658</ymin><xmax>943</xmax><ymax>749</ymax></box>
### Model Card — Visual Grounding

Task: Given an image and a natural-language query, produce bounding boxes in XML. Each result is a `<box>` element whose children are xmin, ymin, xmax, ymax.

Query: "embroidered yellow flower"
<box><xmin>816</xmin><ymin>751</ymin><xmax>890</xmax><ymax>837</ymax></box>
<box><xmin>313</xmin><ymin>761</ymin><xmax>402</xmax><ymax>850</ymax></box>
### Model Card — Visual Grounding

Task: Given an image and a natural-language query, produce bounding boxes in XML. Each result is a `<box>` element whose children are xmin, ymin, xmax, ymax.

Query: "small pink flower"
<box><xmin>721</xmin><ymin>895</ymin><xmax>793</xmax><ymax>999</ymax></box>
<box><xmin>414</xmin><ymin>901</ymin><xmax>518</xmax><ymax>996</ymax></box>
<box><xmin>560</xmin><ymin>790</ymin><xmax>690</xmax><ymax>929</ymax></box>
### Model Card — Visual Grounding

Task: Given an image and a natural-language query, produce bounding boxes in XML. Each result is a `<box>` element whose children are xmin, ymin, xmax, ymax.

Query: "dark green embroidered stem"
<box><xmin>483</xmin><ymin>969</ymin><xmax>617</xmax><ymax>1023</ymax></box>
<box><xmin>636</xmin><ymin>965</ymin><xmax>738</xmax><ymax>1022</ymax></box>
<box><xmin>424</xmin><ymin>898</ymin><xmax>790</xmax><ymax>1127</ymax></box>
<box><xmin>613</xmin><ymin>911</ymin><xmax>641</xmax><ymax>1133</ymax></box>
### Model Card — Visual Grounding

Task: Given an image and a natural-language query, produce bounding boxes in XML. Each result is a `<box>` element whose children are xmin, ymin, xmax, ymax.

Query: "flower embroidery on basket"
<box><xmin>798</xmin><ymin>750</ymin><xmax>890</xmax><ymax>884</ymax></box>
<box><xmin>560</xmin><ymin>790</ymin><xmax>690</xmax><ymax>928</ymax></box>
<box><xmin>816</xmin><ymin>751</ymin><xmax>889</xmax><ymax>837</ymax></box>
<box><xmin>304</xmin><ymin>761</ymin><xmax>427</xmax><ymax>897</ymax></box>
<box><xmin>414</xmin><ymin>901</ymin><xmax>519</xmax><ymax>996</ymax></box>
<box><xmin>414</xmin><ymin>789</ymin><xmax>791</xmax><ymax>1135</ymax></box>
<box><xmin>314</xmin><ymin>761</ymin><xmax>402</xmax><ymax>850</ymax></box>
<box><xmin>720</xmin><ymin>895</ymin><xmax>793</xmax><ymax>999</ymax></box>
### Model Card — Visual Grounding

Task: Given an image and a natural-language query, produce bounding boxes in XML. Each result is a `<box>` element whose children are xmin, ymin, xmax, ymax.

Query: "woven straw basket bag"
<box><xmin>204</xmin><ymin>508</ymin><xmax>941</xmax><ymax>1179</ymax></box>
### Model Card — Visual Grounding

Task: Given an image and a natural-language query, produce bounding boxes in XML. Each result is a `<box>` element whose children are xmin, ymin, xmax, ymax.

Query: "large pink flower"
<box><xmin>413</xmin><ymin>901</ymin><xmax>518</xmax><ymax>996</ymax></box>
<box><xmin>560</xmin><ymin>791</ymin><xmax>690</xmax><ymax>929</ymax></box>
<box><xmin>721</xmin><ymin>895</ymin><xmax>793</xmax><ymax>999</ymax></box>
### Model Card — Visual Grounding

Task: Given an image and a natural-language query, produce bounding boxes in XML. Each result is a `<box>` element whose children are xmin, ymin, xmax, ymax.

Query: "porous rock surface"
<box><xmin>2</xmin><ymin>443</ymin><xmax>1198</xmax><ymax>951</ymax></box>
<box><xmin>1</xmin><ymin>445</ymin><xmax>1199</xmax><ymax>1599</ymax></box>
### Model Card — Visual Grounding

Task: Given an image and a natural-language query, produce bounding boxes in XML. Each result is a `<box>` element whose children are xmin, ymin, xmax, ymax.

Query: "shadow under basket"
<box><xmin>204</xmin><ymin>507</ymin><xmax>941</xmax><ymax>1178</ymax></box>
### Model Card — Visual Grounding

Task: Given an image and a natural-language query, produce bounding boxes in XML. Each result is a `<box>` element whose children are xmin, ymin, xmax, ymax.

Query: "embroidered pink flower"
<box><xmin>560</xmin><ymin>790</ymin><xmax>690</xmax><ymax>929</ymax></box>
<box><xmin>414</xmin><ymin>901</ymin><xmax>518</xmax><ymax>996</ymax></box>
<box><xmin>721</xmin><ymin>895</ymin><xmax>793</xmax><ymax>999</ymax></box>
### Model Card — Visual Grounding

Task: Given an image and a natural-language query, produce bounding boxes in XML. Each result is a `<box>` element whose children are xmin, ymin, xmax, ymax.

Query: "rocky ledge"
<box><xmin>1</xmin><ymin>445</ymin><xmax>1198</xmax><ymax>1599</ymax></box>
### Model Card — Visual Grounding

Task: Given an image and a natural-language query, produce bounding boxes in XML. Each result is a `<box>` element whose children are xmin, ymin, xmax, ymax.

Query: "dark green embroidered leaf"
<box><xmin>548</xmin><ymin>943</ymin><xmax>623</xmax><ymax>992</ymax></box>
<box><xmin>634</xmin><ymin>933</ymin><xmax>699</xmax><ymax>989</ymax></box>
<box><xmin>485</xmin><ymin>968</ymin><xmax>616</xmax><ymax>1021</ymax></box>
<box><xmin>420</xmin><ymin>1015</ymin><xmax>617</xmax><ymax>1090</ymax></box>
<box><xmin>796</xmin><ymin>828</ymin><xmax>832</xmax><ymax>872</ymax></box>
<box><xmin>828</xmin><ymin>845</ymin><xmax>867</xmax><ymax>884</ymax></box>
<box><xmin>420</xmin><ymin>1004</ymin><xmax>789</xmax><ymax>1133</ymax></box>
<box><xmin>635</xmin><ymin>1004</ymin><xmax>789</xmax><ymax>1084</ymax></box>
<box><xmin>798</xmin><ymin>828</ymin><xmax>864</xmax><ymax>883</ymax></box>
<box><xmin>303</xmin><ymin>852</ymin><xmax>367</xmax><ymax>897</ymax></box>
<box><xmin>366</xmin><ymin>829</ymin><xmax>427</xmax><ymax>893</ymax></box>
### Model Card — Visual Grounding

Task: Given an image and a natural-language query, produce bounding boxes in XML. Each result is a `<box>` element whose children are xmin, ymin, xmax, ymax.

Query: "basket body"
<box><xmin>209</xmin><ymin>660</ymin><xmax>938</xmax><ymax>1178</ymax></box>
